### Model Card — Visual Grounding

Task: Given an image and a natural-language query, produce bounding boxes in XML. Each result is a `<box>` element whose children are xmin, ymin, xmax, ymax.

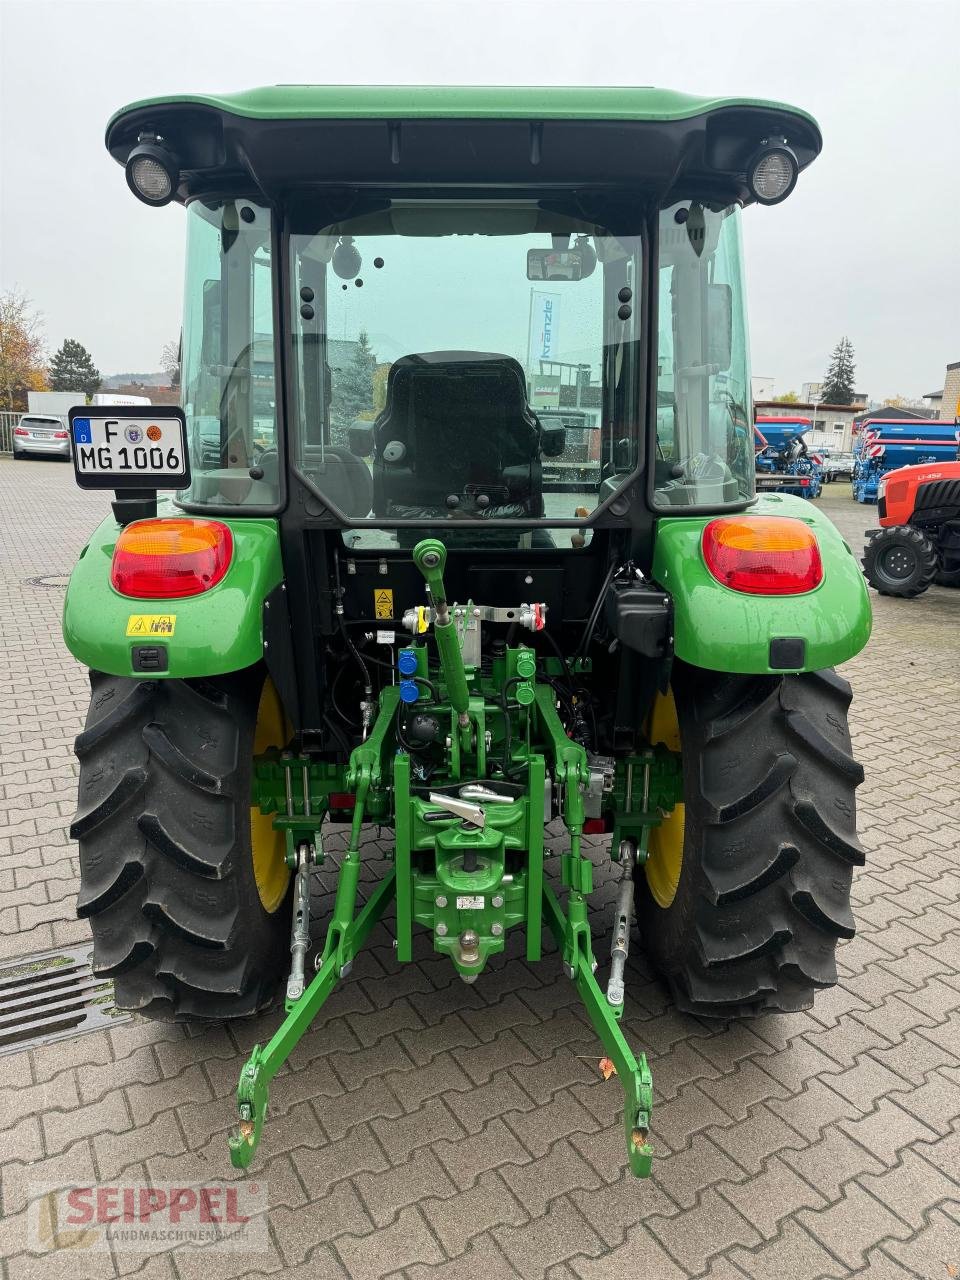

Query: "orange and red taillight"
<box><xmin>702</xmin><ymin>516</ymin><xmax>823</xmax><ymax>595</ymax></box>
<box><xmin>111</xmin><ymin>518</ymin><xmax>233</xmax><ymax>599</ymax></box>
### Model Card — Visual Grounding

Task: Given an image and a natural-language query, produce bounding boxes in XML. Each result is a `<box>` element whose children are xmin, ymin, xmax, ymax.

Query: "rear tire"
<box><xmin>72</xmin><ymin>667</ymin><xmax>292</xmax><ymax>1020</ymax></box>
<box><xmin>862</xmin><ymin>525</ymin><xmax>937</xmax><ymax>597</ymax></box>
<box><xmin>935</xmin><ymin>568</ymin><xmax>960</xmax><ymax>588</ymax></box>
<box><xmin>635</xmin><ymin>663</ymin><xmax>864</xmax><ymax>1018</ymax></box>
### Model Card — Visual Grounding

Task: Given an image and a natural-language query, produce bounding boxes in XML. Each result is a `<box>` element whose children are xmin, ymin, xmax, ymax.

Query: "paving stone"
<box><xmin>494</xmin><ymin>1197</ymin><xmax>603</xmax><ymax>1279</ymax></box>
<box><xmin>0</xmin><ymin>1069</ymin><xmax>78</xmax><ymax>1130</ymax></box>
<box><xmin>101</xmin><ymin>1110</ymin><xmax>188</xmax><ymax>1181</ymax></box>
<box><xmin>451</xmin><ymin>1028</ymin><xmax>538</xmax><ymax>1086</ymax></box>
<box><xmin>397</xmin><ymin>1013</ymin><xmax>479</xmax><ymax>1067</ymax></box>
<box><xmin>421</xmin><ymin>1169</ymin><xmax>527</xmax><ymax>1256</ymax></box>
<box><xmin>502</xmin><ymin>1088</ymin><xmax>598</xmax><ymax>1159</ymax></box>
<box><xmin>780</xmin><ymin>1125</ymin><xmax>886</xmax><ymax>1201</ymax></box>
<box><xmin>507</xmin><ymin>1044</ymin><xmax>599</xmax><ymax>1105</ymax></box>
<box><xmin>883</xmin><ymin>1207</ymin><xmax>960</xmax><ymax>1277</ymax></box>
<box><xmin>370</xmin><ymin>1095</ymin><xmax>463</xmax><ymax>1164</ymax></box>
<box><xmin>765</xmin><ymin>1077</ymin><xmax>863</xmax><ymax>1142</ymax></box>
<box><xmin>804</xmin><ymin>1014</ymin><xmax>895</xmax><ymax>1070</ymax></box>
<box><xmin>890</xmin><ymin>1068</ymin><xmax>960</xmax><ymax>1136</ymax></box>
<box><xmin>698</xmin><ymin>1057</ymin><xmax>790</xmax><ymax>1122</ymax></box>
<box><xmin>653</xmin><ymin>1131</ymin><xmax>746</xmax><ymax>1211</ymax></box>
<box><xmin>728</xmin><ymin>1218</ymin><xmax>848</xmax><ymax>1280</ymax></box>
<box><xmin>2</xmin><ymin>1137</ymin><xmax>98</xmax><ymax>1216</ymax></box>
<box><xmin>652</xmin><ymin>1081</ymin><xmax>737</xmax><ymax>1154</ymax></box>
<box><xmin>315</xmin><ymin>1077</ymin><xmax>404</xmax><ymax>1142</ymax></box>
<box><xmin>271</xmin><ymin>1181</ymin><xmax>372</xmax><ymax>1264</ymax></box>
<box><xmin>705</xmin><ymin>1102</ymin><xmax>806</xmax><ymax>1176</ymax></box>
<box><xmin>859</xmin><ymin>1146</ymin><xmax>960</xmax><ymax>1229</ymax></box>
<box><xmin>443</xmin><ymin>1067</ymin><xmax>535</xmax><ymax>1135</ymax></box>
<box><xmin>840</xmin><ymin>1096</ymin><xmax>939</xmax><ymax>1165</ymax></box>
<box><xmin>333</xmin><ymin>1205</ymin><xmax>444</xmax><ymax>1279</ymax></box>
<box><xmin>570</xmin><ymin>1222</ymin><xmax>687</xmax><ymax>1280</ymax></box>
<box><xmin>291</xmin><ymin>1123</ymin><xmax>389</xmax><ymax>1198</ymax></box>
<box><xmin>354</xmin><ymin>1147</ymin><xmax>456</xmax><ymax>1228</ymax></box>
<box><xmin>404</xmin><ymin>1233</ymin><xmax>518</xmax><ymax>1280</ymax></box>
<box><xmin>498</xmin><ymin>1136</ymin><xmax>601</xmax><ymax>1219</ymax></box>
<box><xmin>570</xmin><ymin>1167</ymin><xmax>678</xmax><ymax>1247</ymax></box>
<box><xmin>799</xmin><ymin>1182</ymin><xmax>915</xmax><ymax>1269</ymax></box>
<box><xmin>434</xmin><ymin>1117</ymin><xmax>531</xmax><ymax>1191</ymax></box>
<box><xmin>40</xmin><ymin>1088</ymin><xmax>132</xmax><ymax>1156</ymax></box>
<box><xmin>717</xmin><ymin>1155</ymin><xmax>827</xmax><ymax>1239</ymax></box>
<box><xmin>346</xmin><ymin>999</ymin><xmax>425</xmax><ymax>1051</ymax></box>
<box><xmin>647</xmin><ymin>1185</ymin><xmax>761</xmax><ymax>1274</ymax></box>
<box><xmin>870</xmin><ymin>1028</ymin><xmax>957</xmax><ymax>1084</ymax></box>
<box><xmin>382</xmin><ymin>1049</ymin><xmax>472</xmax><ymax>1114</ymax></box>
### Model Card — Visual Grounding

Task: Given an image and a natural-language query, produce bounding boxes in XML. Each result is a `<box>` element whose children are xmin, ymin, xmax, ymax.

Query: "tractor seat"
<box><xmin>372</xmin><ymin>351</ymin><xmax>544</xmax><ymax>519</ymax></box>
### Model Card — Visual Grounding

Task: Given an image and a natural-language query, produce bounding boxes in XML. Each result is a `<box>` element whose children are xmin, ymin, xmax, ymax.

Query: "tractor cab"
<box><xmin>64</xmin><ymin>88</ymin><xmax>872</xmax><ymax>1181</ymax></box>
<box><xmin>105</xmin><ymin>88</ymin><xmax>821</xmax><ymax>543</ymax></box>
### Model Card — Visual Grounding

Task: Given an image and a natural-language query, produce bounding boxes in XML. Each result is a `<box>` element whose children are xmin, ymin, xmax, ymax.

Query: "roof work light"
<box><xmin>746</xmin><ymin>138</ymin><xmax>799</xmax><ymax>205</ymax></box>
<box><xmin>125</xmin><ymin>132</ymin><xmax>180</xmax><ymax>207</ymax></box>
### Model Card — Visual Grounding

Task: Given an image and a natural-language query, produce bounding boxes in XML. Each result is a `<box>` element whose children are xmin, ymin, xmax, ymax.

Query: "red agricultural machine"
<box><xmin>863</xmin><ymin>461</ymin><xmax>960</xmax><ymax>596</ymax></box>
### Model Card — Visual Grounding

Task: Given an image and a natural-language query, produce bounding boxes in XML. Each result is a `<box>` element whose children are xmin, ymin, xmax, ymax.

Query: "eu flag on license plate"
<box><xmin>73</xmin><ymin>419</ymin><xmax>92</xmax><ymax>445</ymax></box>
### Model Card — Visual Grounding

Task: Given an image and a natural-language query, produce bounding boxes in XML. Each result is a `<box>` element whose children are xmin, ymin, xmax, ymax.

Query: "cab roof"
<box><xmin>106</xmin><ymin>84</ymin><xmax>822</xmax><ymax>207</ymax></box>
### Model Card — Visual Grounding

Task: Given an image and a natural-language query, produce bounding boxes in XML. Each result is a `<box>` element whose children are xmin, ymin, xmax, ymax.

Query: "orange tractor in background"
<box><xmin>863</xmin><ymin>460</ymin><xmax>960</xmax><ymax>596</ymax></box>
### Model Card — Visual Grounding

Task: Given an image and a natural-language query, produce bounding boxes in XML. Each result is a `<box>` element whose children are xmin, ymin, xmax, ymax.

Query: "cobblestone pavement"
<box><xmin>1</xmin><ymin>458</ymin><xmax>958</xmax><ymax>1280</ymax></box>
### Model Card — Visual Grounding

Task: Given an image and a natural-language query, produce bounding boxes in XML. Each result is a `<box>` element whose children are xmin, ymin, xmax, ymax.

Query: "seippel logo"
<box><xmin>28</xmin><ymin>1182</ymin><xmax>268</xmax><ymax>1253</ymax></box>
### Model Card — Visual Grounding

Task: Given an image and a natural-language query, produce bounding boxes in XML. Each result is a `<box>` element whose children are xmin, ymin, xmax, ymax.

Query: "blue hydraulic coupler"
<box><xmin>398</xmin><ymin>649</ymin><xmax>419</xmax><ymax>676</ymax></box>
<box><xmin>399</xmin><ymin>679</ymin><xmax>419</xmax><ymax>704</ymax></box>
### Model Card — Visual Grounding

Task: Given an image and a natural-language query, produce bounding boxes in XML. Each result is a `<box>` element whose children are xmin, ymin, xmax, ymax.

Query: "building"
<box><xmin>755</xmin><ymin>400</ymin><xmax>862</xmax><ymax>452</ymax></box>
<box><xmin>801</xmin><ymin>382</ymin><xmax>868</xmax><ymax>409</ymax></box>
<box><xmin>923</xmin><ymin>388</ymin><xmax>944</xmax><ymax>418</ymax></box>
<box><xmin>941</xmin><ymin>361</ymin><xmax>960</xmax><ymax>424</ymax></box>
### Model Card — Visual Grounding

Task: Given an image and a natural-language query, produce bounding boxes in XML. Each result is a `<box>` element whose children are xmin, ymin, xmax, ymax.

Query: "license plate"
<box><xmin>69</xmin><ymin>407</ymin><xmax>190</xmax><ymax>491</ymax></box>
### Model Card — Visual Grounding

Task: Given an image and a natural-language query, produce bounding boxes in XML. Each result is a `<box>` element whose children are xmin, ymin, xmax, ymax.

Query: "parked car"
<box><xmin>13</xmin><ymin>415</ymin><xmax>72</xmax><ymax>460</ymax></box>
<box><xmin>823</xmin><ymin>451</ymin><xmax>854</xmax><ymax>483</ymax></box>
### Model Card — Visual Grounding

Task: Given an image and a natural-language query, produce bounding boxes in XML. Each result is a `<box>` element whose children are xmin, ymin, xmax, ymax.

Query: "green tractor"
<box><xmin>64</xmin><ymin>86</ymin><xmax>871</xmax><ymax>1178</ymax></box>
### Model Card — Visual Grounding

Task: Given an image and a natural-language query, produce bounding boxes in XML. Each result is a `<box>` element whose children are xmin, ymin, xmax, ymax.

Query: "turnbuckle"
<box><xmin>286</xmin><ymin>840</ymin><xmax>318</xmax><ymax>1003</ymax></box>
<box><xmin>606</xmin><ymin>838</ymin><xmax>638</xmax><ymax>1011</ymax></box>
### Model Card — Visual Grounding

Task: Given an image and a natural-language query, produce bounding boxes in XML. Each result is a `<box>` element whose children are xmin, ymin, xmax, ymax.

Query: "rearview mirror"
<box><xmin>527</xmin><ymin>249</ymin><xmax>587</xmax><ymax>282</ymax></box>
<box><xmin>349</xmin><ymin>422</ymin><xmax>374</xmax><ymax>457</ymax></box>
<box><xmin>707</xmin><ymin>283</ymin><xmax>732</xmax><ymax>371</ymax></box>
<box><xmin>539</xmin><ymin>423</ymin><xmax>566</xmax><ymax>457</ymax></box>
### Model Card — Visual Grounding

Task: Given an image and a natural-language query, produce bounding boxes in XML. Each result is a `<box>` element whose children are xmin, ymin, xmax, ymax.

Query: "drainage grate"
<box><xmin>0</xmin><ymin>945</ymin><xmax>130</xmax><ymax>1054</ymax></box>
<box><xmin>23</xmin><ymin>573</ymin><xmax>71</xmax><ymax>590</ymax></box>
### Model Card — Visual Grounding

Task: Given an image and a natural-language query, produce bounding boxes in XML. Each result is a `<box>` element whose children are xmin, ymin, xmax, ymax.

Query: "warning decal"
<box><xmin>126</xmin><ymin>614</ymin><xmax>176</xmax><ymax>637</ymax></box>
<box><xmin>374</xmin><ymin>589</ymin><xmax>394</xmax><ymax>619</ymax></box>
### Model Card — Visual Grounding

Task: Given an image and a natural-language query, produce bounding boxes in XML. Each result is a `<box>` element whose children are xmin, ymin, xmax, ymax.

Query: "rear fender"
<box><xmin>63</xmin><ymin>509</ymin><xmax>283</xmax><ymax>678</ymax></box>
<box><xmin>652</xmin><ymin>493</ymin><xmax>871</xmax><ymax>674</ymax></box>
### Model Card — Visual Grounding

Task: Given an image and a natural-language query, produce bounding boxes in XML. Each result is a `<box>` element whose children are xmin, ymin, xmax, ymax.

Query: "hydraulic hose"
<box><xmin>334</xmin><ymin>554</ymin><xmax>374</xmax><ymax>736</ymax></box>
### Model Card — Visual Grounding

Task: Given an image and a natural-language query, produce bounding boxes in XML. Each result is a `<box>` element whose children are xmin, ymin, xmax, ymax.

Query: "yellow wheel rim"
<box><xmin>250</xmin><ymin>678</ymin><xmax>291</xmax><ymax>914</ymax></box>
<box><xmin>644</xmin><ymin>686</ymin><xmax>686</xmax><ymax>909</ymax></box>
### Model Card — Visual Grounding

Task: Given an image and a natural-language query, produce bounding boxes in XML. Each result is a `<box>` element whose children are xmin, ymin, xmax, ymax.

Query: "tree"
<box><xmin>821</xmin><ymin>337</ymin><xmax>856</xmax><ymax>405</ymax></box>
<box><xmin>49</xmin><ymin>338</ymin><xmax>101</xmax><ymax>397</ymax></box>
<box><xmin>0</xmin><ymin>290</ymin><xmax>47</xmax><ymax>411</ymax></box>
<box><xmin>773</xmin><ymin>390</ymin><xmax>800</xmax><ymax>404</ymax></box>
<box><xmin>160</xmin><ymin>338</ymin><xmax>181</xmax><ymax>388</ymax></box>
<box><xmin>331</xmin><ymin>330</ymin><xmax>376</xmax><ymax>441</ymax></box>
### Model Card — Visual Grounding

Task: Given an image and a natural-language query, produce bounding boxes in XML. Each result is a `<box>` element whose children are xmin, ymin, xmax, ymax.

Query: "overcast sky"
<box><xmin>2</xmin><ymin>0</ymin><xmax>958</xmax><ymax>402</ymax></box>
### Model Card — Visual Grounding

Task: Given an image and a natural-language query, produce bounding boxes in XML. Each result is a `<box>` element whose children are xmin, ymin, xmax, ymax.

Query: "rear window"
<box><xmin>20</xmin><ymin>417</ymin><xmax>61</xmax><ymax>426</ymax></box>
